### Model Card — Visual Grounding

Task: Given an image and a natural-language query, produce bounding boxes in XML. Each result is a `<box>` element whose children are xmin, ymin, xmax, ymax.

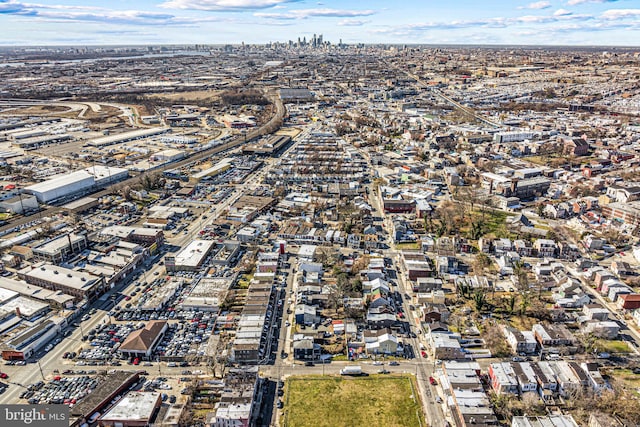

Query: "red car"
<box><xmin>133</xmin><ymin>358</ymin><xmax>140</xmax><ymax>365</ymax></box>
<box><xmin>0</xmin><ymin>372</ymin><xmax>8</xmax><ymax>379</ymax></box>
<box><xmin>421</xmin><ymin>351</ymin><xmax>427</xmax><ymax>358</ymax></box>
<box><xmin>429</xmin><ymin>376</ymin><xmax>437</xmax><ymax>385</ymax></box>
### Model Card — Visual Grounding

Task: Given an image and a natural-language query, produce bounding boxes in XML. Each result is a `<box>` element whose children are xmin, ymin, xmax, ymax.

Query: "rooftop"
<box><xmin>100</xmin><ymin>391</ymin><xmax>161</xmax><ymax>422</ymax></box>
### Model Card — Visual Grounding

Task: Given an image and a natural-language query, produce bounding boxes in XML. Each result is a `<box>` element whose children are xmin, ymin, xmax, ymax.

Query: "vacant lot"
<box><xmin>282</xmin><ymin>375</ymin><xmax>425</xmax><ymax>427</ymax></box>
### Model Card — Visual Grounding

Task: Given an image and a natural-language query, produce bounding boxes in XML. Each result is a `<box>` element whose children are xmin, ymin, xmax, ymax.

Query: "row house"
<box><xmin>533</xmin><ymin>239</ymin><xmax>557</xmax><ymax>258</ymax></box>
<box><xmin>488</xmin><ymin>362</ymin><xmax>519</xmax><ymax>395</ymax></box>
<box><xmin>532</xmin><ymin>323</ymin><xmax>577</xmax><ymax>349</ymax></box>
<box><xmin>502</xmin><ymin>326</ymin><xmax>538</xmax><ymax>355</ymax></box>
<box><xmin>530</xmin><ymin>361</ymin><xmax>558</xmax><ymax>402</ymax></box>
<box><xmin>617</xmin><ymin>294</ymin><xmax>640</xmax><ymax>311</ymax></box>
<box><xmin>511</xmin><ymin>362</ymin><xmax>538</xmax><ymax>394</ymax></box>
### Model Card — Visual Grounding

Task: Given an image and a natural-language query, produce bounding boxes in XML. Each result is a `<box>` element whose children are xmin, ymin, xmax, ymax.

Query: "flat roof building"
<box><xmin>21</xmin><ymin>264</ymin><xmax>105</xmax><ymax>302</ymax></box>
<box><xmin>98</xmin><ymin>392</ymin><xmax>162</xmax><ymax>427</ymax></box>
<box><xmin>25</xmin><ymin>170</ymin><xmax>95</xmax><ymax>203</ymax></box>
<box><xmin>87</xmin><ymin>127</ymin><xmax>170</xmax><ymax>147</ymax></box>
<box><xmin>165</xmin><ymin>239</ymin><xmax>215</xmax><ymax>272</ymax></box>
<box><xmin>25</xmin><ymin>166</ymin><xmax>129</xmax><ymax>203</ymax></box>
<box><xmin>33</xmin><ymin>233</ymin><xmax>87</xmax><ymax>263</ymax></box>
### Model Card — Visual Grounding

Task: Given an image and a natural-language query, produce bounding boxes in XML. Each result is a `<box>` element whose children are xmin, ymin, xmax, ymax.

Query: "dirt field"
<box><xmin>147</xmin><ymin>90</ymin><xmax>223</xmax><ymax>103</ymax></box>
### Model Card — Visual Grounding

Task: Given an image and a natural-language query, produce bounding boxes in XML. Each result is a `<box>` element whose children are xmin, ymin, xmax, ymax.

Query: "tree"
<box><xmin>473</xmin><ymin>290</ymin><xmax>487</xmax><ymax>312</ymax></box>
<box><xmin>473</xmin><ymin>252</ymin><xmax>491</xmax><ymax>275</ymax></box>
<box><xmin>519</xmin><ymin>292</ymin><xmax>530</xmax><ymax>316</ymax></box>
<box><xmin>434</xmin><ymin>219</ymin><xmax>448</xmax><ymax>238</ymax></box>
<box><xmin>506</xmin><ymin>295</ymin><xmax>517</xmax><ymax>315</ymax></box>
<box><xmin>512</xmin><ymin>260</ymin><xmax>529</xmax><ymax>291</ymax></box>
<box><xmin>457</xmin><ymin>279</ymin><xmax>471</xmax><ymax>299</ymax></box>
<box><xmin>468</xmin><ymin>220</ymin><xmax>485</xmax><ymax>240</ymax></box>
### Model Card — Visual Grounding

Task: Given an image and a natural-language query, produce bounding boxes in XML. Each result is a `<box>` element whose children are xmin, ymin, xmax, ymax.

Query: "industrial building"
<box><xmin>87</xmin><ymin>127</ymin><xmax>170</xmax><ymax>147</ymax></box>
<box><xmin>164</xmin><ymin>239</ymin><xmax>215</xmax><ymax>272</ymax></box>
<box><xmin>178</xmin><ymin>277</ymin><xmax>231</xmax><ymax>312</ymax></box>
<box><xmin>25</xmin><ymin>170</ymin><xmax>94</xmax><ymax>203</ymax></box>
<box><xmin>100</xmin><ymin>226</ymin><xmax>164</xmax><ymax>248</ymax></box>
<box><xmin>33</xmin><ymin>232</ymin><xmax>87</xmax><ymax>263</ymax></box>
<box><xmin>150</xmin><ymin>149</ymin><xmax>185</xmax><ymax>163</ymax></box>
<box><xmin>69</xmin><ymin>372</ymin><xmax>141</xmax><ymax>427</ymax></box>
<box><xmin>0</xmin><ymin>193</ymin><xmax>38</xmax><ymax>214</ymax></box>
<box><xmin>62</xmin><ymin>197</ymin><xmax>99</xmax><ymax>214</ymax></box>
<box><xmin>24</xmin><ymin>166</ymin><xmax>128</xmax><ymax>203</ymax></box>
<box><xmin>1</xmin><ymin>317</ymin><xmax>65</xmax><ymax>360</ymax></box>
<box><xmin>98</xmin><ymin>392</ymin><xmax>162</xmax><ymax>427</ymax></box>
<box><xmin>190</xmin><ymin>158</ymin><xmax>232</xmax><ymax>182</ymax></box>
<box><xmin>0</xmin><ymin>277</ymin><xmax>75</xmax><ymax>309</ymax></box>
<box><xmin>20</xmin><ymin>264</ymin><xmax>105</xmax><ymax>302</ymax></box>
<box><xmin>11</xmin><ymin>133</ymin><xmax>72</xmax><ymax>150</ymax></box>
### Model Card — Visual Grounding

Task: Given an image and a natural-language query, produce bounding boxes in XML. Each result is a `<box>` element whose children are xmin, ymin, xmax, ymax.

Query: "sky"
<box><xmin>0</xmin><ymin>0</ymin><xmax>639</xmax><ymax>46</ymax></box>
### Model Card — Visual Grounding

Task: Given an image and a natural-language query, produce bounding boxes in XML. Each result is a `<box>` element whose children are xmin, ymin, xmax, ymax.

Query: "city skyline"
<box><xmin>0</xmin><ymin>0</ymin><xmax>639</xmax><ymax>46</ymax></box>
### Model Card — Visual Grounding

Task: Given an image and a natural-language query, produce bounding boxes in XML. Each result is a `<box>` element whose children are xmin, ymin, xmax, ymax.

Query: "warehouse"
<box><xmin>150</xmin><ymin>149</ymin><xmax>185</xmax><ymax>163</ymax></box>
<box><xmin>21</xmin><ymin>264</ymin><xmax>105</xmax><ymax>302</ymax></box>
<box><xmin>2</xmin><ymin>318</ymin><xmax>64</xmax><ymax>360</ymax></box>
<box><xmin>1</xmin><ymin>296</ymin><xmax>49</xmax><ymax>320</ymax></box>
<box><xmin>11</xmin><ymin>133</ymin><xmax>72</xmax><ymax>150</ymax></box>
<box><xmin>165</xmin><ymin>239</ymin><xmax>215</xmax><ymax>272</ymax></box>
<box><xmin>24</xmin><ymin>166</ymin><xmax>129</xmax><ymax>203</ymax></box>
<box><xmin>62</xmin><ymin>197</ymin><xmax>99</xmax><ymax>214</ymax></box>
<box><xmin>0</xmin><ymin>193</ymin><xmax>38</xmax><ymax>214</ymax></box>
<box><xmin>190</xmin><ymin>158</ymin><xmax>232</xmax><ymax>182</ymax></box>
<box><xmin>87</xmin><ymin>127</ymin><xmax>171</xmax><ymax>147</ymax></box>
<box><xmin>32</xmin><ymin>233</ymin><xmax>87</xmax><ymax>263</ymax></box>
<box><xmin>25</xmin><ymin>170</ymin><xmax>95</xmax><ymax>203</ymax></box>
<box><xmin>98</xmin><ymin>391</ymin><xmax>162</xmax><ymax>427</ymax></box>
<box><xmin>85</xmin><ymin>165</ymin><xmax>129</xmax><ymax>186</ymax></box>
<box><xmin>0</xmin><ymin>277</ymin><xmax>75</xmax><ymax>309</ymax></box>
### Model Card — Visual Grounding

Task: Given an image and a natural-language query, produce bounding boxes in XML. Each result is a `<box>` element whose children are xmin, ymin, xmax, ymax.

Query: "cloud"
<box><xmin>519</xmin><ymin>1</ymin><xmax>552</xmax><ymax>10</ymax></box>
<box><xmin>0</xmin><ymin>0</ymin><xmax>29</xmax><ymax>14</ymax></box>
<box><xmin>337</xmin><ymin>19</ymin><xmax>370</xmax><ymax>26</ymax></box>
<box><xmin>567</xmin><ymin>0</ymin><xmax>619</xmax><ymax>5</ymax></box>
<box><xmin>254</xmin><ymin>8</ymin><xmax>376</xmax><ymax>20</ymax></box>
<box><xmin>554</xmin><ymin>8</ymin><xmax>573</xmax><ymax>16</ymax></box>
<box><xmin>158</xmin><ymin>0</ymin><xmax>301</xmax><ymax>11</ymax></box>
<box><xmin>0</xmin><ymin>2</ymin><xmax>222</xmax><ymax>26</ymax></box>
<box><xmin>601</xmin><ymin>8</ymin><xmax>640</xmax><ymax>19</ymax></box>
<box><xmin>371</xmin><ymin>10</ymin><xmax>602</xmax><ymax>38</ymax></box>
<box><xmin>34</xmin><ymin>10</ymin><xmax>183</xmax><ymax>26</ymax></box>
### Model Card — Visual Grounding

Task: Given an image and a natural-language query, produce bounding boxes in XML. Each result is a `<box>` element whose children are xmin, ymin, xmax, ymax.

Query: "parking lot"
<box><xmin>155</xmin><ymin>317</ymin><xmax>216</xmax><ymax>359</ymax></box>
<box><xmin>79</xmin><ymin>323</ymin><xmax>136</xmax><ymax>361</ymax></box>
<box><xmin>21</xmin><ymin>376</ymin><xmax>98</xmax><ymax>405</ymax></box>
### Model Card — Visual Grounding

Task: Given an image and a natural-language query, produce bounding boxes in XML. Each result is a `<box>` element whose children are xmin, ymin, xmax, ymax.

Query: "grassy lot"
<box><xmin>395</xmin><ymin>242</ymin><xmax>421</xmax><ymax>250</ymax></box>
<box><xmin>613</xmin><ymin>368</ymin><xmax>640</xmax><ymax>395</ymax></box>
<box><xmin>457</xmin><ymin>208</ymin><xmax>515</xmax><ymax>239</ymax></box>
<box><xmin>282</xmin><ymin>375</ymin><xmax>425</xmax><ymax>427</ymax></box>
<box><xmin>507</xmin><ymin>315</ymin><xmax>539</xmax><ymax>331</ymax></box>
<box><xmin>597</xmin><ymin>339</ymin><xmax>630</xmax><ymax>354</ymax></box>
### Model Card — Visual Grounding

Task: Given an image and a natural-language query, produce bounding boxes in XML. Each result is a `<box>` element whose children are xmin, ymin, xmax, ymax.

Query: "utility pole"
<box><xmin>36</xmin><ymin>359</ymin><xmax>45</xmax><ymax>381</ymax></box>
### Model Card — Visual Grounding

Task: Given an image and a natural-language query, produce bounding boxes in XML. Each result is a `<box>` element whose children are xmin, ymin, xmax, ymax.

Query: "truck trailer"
<box><xmin>340</xmin><ymin>365</ymin><xmax>363</xmax><ymax>376</ymax></box>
